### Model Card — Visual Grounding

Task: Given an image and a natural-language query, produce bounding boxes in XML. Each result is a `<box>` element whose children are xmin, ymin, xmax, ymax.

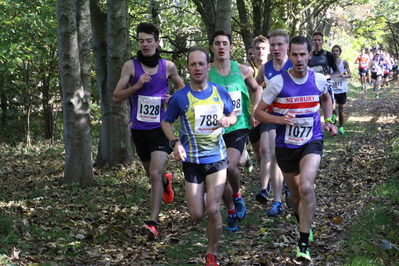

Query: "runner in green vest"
<box><xmin>209</xmin><ymin>30</ymin><xmax>261</xmax><ymax>232</ymax></box>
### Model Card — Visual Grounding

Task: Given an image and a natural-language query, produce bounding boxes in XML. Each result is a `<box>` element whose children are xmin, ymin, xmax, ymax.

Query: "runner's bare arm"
<box><xmin>113</xmin><ymin>60</ymin><xmax>150</xmax><ymax>103</ymax></box>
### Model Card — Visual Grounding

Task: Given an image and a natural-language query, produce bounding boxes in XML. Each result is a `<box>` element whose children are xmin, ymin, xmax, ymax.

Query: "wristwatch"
<box><xmin>325</xmin><ymin>117</ymin><xmax>334</xmax><ymax>124</ymax></box>
<box><xmin>169</xmin><ymin>139</ymin><xmax>179</xmax><ymax>149</ymax></box>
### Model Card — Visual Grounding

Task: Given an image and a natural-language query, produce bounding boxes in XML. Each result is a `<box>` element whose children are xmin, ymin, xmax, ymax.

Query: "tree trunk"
<box><xmin>0</xmin><ymin>82</ymin><xmax>6</xmax><ymax>127</ymax></box>
<box><xmin>57</xmin><ymin>0</ymin><xmax>94</xmax><ymax>186</ymax></box>
<box><xmin>77</xmin><ymin>0</ymin><xmax>92</xmax><ymax>95</ymax></box>
<box><xmin>42</xmin><ymin>76</ymin><xmax>54</xmax><ymax>141</ymax></box>
<box><xmin>387</xmin><ymin>22</ymin><xmax>399</xmax><ymax>57</ymax></box>
<box><xmin>252</xmin><ymin>0</ymin><xmax>262</xmax><ymax>36</ymax></box>
<box><xmin>192</xmin><ymin>0</ymin><xmax>216</xmax><ymax>44</ymax></box>
<box><xmin>94</xmin><ymin>0</ymin><xmax>133</xmax><ymax>168</ymax></box>
<box><xmin>261</xmin><ymin>0</ymin><xmax>273</xmax><ymax>37</ymax></box>
<box><xmin>192</xmin><ymin>0</ymin><xmax>232</xmax><ymax>46</ymax></box>
<box><xmin>215</xmin><ymin>0</ymin><xmax>232</xmax><ymax>33</ymax></box>
<box><xmin>22</xmin><ymin>63</ymin><xmax>31</xmax><ymax>146</ymax></box>
<box><xmin>237</xmin><ymin>0</ymin><xmax>252</xmax><ymax>50</ymax></box>
<box><xmin>151</xmin><ymin>0</ymin><xmax>160</xmax><ymax>25</ymax></box>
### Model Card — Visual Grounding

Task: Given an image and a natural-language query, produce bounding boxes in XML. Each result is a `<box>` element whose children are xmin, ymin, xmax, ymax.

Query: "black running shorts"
<box><xmin>248</xmin><ymin>124</ymin><xmax>261</xmax><ymax>144</ymax></box>
<box><xmin>276</xmin><ymin>139</ymin><xmax>323</xmax><ymax>173</ymax></box>
<box><xmin>334</xmin><ymin>93</ymin><xmax>347</xmax><ymax>105</ymax></box>
<box><xmin>183</xmin><ymin>158</ymin><xmax>229</xmax><ymax>184</ymax></box>
<box><xmin>223</xmin><ymin>129</ymin><xmax>248</xmax><ymax>154</ymax></box>
<box><xmin>131</xmin><ymin>127</ymin><xmax>171</xmax><ymax>162</ymax></box>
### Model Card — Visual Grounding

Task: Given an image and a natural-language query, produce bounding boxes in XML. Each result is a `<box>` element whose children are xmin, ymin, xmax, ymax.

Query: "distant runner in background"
<box><xmin>354</xmin><ymin>47</ymin><xmax>369</xmax><ymax>90</ymax></box>
<box><xmin>331</xmin><ymin>44</ymin><xmax>352</xmax><ymax>134</ymax></box>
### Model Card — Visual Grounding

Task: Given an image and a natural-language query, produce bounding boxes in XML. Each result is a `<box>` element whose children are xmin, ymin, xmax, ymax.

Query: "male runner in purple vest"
<box><xmin>255</xmin><ymin>36</ymin><xmax>338</xmax><ymax>261</ymax></box>
<box><xmin>113</xmin><ymin>22</ymin><xmax>184</xmax><ymax>240</ymax></box>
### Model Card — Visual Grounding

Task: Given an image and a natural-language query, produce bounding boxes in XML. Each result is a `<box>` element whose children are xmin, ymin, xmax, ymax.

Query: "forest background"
<box><xmin>1</xmin><ymin>0</ymin><xmax>398</xmax><ymax>183</ymax></box>
<box><xmin>0</xmin><ymin>0</ymin><xmax>399</xmax><ymax>265</ymax></box>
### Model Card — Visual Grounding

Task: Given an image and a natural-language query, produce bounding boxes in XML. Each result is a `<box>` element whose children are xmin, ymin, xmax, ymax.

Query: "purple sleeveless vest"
<box><xmin>274</xmin><ymin>71</ymin><xmax>323</xmax><ymax>149</ymax></box>
<box><xmin>128</xmin><ymin>58</ymin><xmax>168</xmax><ymax>130</ymax></box>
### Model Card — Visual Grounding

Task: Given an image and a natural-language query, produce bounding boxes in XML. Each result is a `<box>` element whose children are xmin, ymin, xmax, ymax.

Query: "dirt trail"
<box><xmin>1</xmin><ymin>87</ymin><xmax>398</xmax><ymax>266</ymax></box>
<box><xmin>161</xmin><ymin>87</ymin><xmax>399</xmax><ymax>265</ymax></box>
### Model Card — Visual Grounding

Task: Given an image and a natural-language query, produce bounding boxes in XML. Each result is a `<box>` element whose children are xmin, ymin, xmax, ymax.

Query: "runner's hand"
<box><xmin>218</xmin><ymin>116</ymin><xmax>231</xmax><ymax>128</ymax></box>
<box><xmin>173</xmin><ymin>143</ymin><xmax>187</xmax><ymax>161</ymax></box>
<box><xmin>138</xmin><ymin>73</ymin><xmax>151</xmax><ymax>87</ymax></box>
<box><xmin>281</xmin><ymin>113</ymin><xmax>295</xmax><ymax>125</ymax></box>
<box><xmin>324</xmin><ymin>123</ymin><xmax>338</xmax><ymax>137</ymax></box>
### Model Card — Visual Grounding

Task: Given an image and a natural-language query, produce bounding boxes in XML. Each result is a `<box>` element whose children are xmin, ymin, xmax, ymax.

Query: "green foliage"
<box><xmin>2</xmin><ymin>81</ymin><xmax>399</xmax><ymax>264</ymax></box>
<box><xmin>334</xmin><ymin>84</ymin><xmax>399</xmax><ymax>265</ymax></box>
<box><xmin>0</xmin><ymin>0</ymin><xmax>60</xmax><ymax>143</ymax></box>
<box><xmin>91</xmin><ymin>102</ymin><xmax>102</xmax><ymax>139</ymax></box>
<box><xmin>329</xmin><ymin>27</ymin><xmax>359</xmax><ymax>65</ymax></box>
<box><xmin>376</xmin><ymin>178</ymin><xmax>399</xmax><ymax>204</ymax></box>
<box><xmin>128</xmin><ymin>0</ymin><xmax>207</xmax><ymax>73</ymax></box>
<box><xmin>378</xmin><ymin>124</ymin><xmax>399</xmax><ymax>205</ymax></box>
<box><xmin>1</xmin><ymin>0</ymin><xmax>398</xmax><ymax>147</ymax></box>
<box><xmin>0</xmin><ymin>216</ymin><xmax>19</xmax><ymax>252</ymax></box>
<box><xmin>0</xmin><ymin>0</ymin><xmax>57</xmax><ymax>69</ymax></box>
<box><xmin>0</xmin><ymin>254</ymin><xmax>14</xmax><ymax>266</ymax></box>
<box><xmin>0</xmin><ymin>111</ymin><xmax>63</xmax><ymax>145</ymax></box>
<box><xmin>339</xmin><ymin>0</ymin><xmax>399</xmax><ymax>56</ymax></box>
<box><xmin>344</xmin><ymin>205</ymin><xmax>399</xmax><ymax>265</ymax></box>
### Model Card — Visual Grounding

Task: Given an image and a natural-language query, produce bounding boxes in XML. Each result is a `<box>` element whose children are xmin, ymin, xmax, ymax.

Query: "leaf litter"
<box><xmin>0</xmin><ymin>88</ymin><xmax>398</xmax><ymax>265</ymax></box>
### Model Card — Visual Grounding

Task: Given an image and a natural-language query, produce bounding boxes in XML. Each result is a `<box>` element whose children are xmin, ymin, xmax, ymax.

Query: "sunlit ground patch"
<box><xmin>347</xmin><ymin>116</ymin><xmax>373</xmax><ymax>123</ymax></box>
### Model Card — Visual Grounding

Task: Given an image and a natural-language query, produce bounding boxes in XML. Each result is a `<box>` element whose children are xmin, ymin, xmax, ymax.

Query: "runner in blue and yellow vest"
<box><xmin>163</xmin><ymin>47</ymin><xmax>236</xmax><ymax>265</ymax></box>
<box><xmin>209</xmin><ymin>30</ymin><xmax>261</xmax><ymax>233</ymax></box>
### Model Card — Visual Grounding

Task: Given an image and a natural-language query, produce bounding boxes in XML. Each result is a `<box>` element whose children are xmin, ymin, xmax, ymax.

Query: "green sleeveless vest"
<box><xmin>209</xmin><ymin>61</ymin><xmax>251</xmax><ymax>133</ymax></box>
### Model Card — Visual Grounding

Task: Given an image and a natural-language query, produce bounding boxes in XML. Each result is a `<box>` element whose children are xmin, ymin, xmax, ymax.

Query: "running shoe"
<box><xmin>267</xmin><ymin>201</ymin><xmax>283</xmax><ymax>217</ymax></box>
<box><xmin>143</xmin><ymin>223</ymin><xmax>158</xmax><ymax>240</ymax></box>
<box><xmin>163</xmin><ymin>172</ymin><xmax>174</xmax><ymax>204</ymax></box>
<box><xmin>255</xmin><ymin>188</ymin><xmax>269</xmax><ymax>204</ymax></box>
<box><xmin>375</xmin><ymin>94</ymin><xmax>380</xmax><ymax>99</ymax></box>
<box><xmin>245</xmin><ymin>158</ymin><xmax>253</xmax><ymax>172</ymax></box>
<box><xmin>205</xmin><ymin>253</ymin><xmax>220</xmax><ymax>266</ymax></box>
<box><xmin>331</xmin><ymin>113</ymin><xmax>337</xmax><ymax>125</ymax></box>
<box><xmin>339</xmin><ymin>127</ymin><xmax>345</xmax><ymax>134</ymax></box>
<box><xmin>283</xmin><ymin>183</ymin><xmax>292</xmax><ymax>208</ymax></box>
<box><xmin>233</xmin><ymin>197</ymin><xmax>247</xmax><ymax>221</ymax></box>
<box><xmin>296</xmin><ymin>243</ymin><xmax>312</xmax><ymax>261</ymax></box>
<box><xmin>226</xmin><ymin>215</ymin><xmax>238</xmax><ymax>232</ymax></box>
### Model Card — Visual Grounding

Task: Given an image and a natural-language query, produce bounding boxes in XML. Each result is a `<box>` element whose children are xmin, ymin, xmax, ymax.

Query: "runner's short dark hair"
<box><xmin>289</xmin><ymin>36</ymin><xmax>312</xmax><ymax>53</ymax></box>
<box><xmin>137</xmin><ymin>22</ymin><xmax>160</xmax><ymax>42</ymax></box>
